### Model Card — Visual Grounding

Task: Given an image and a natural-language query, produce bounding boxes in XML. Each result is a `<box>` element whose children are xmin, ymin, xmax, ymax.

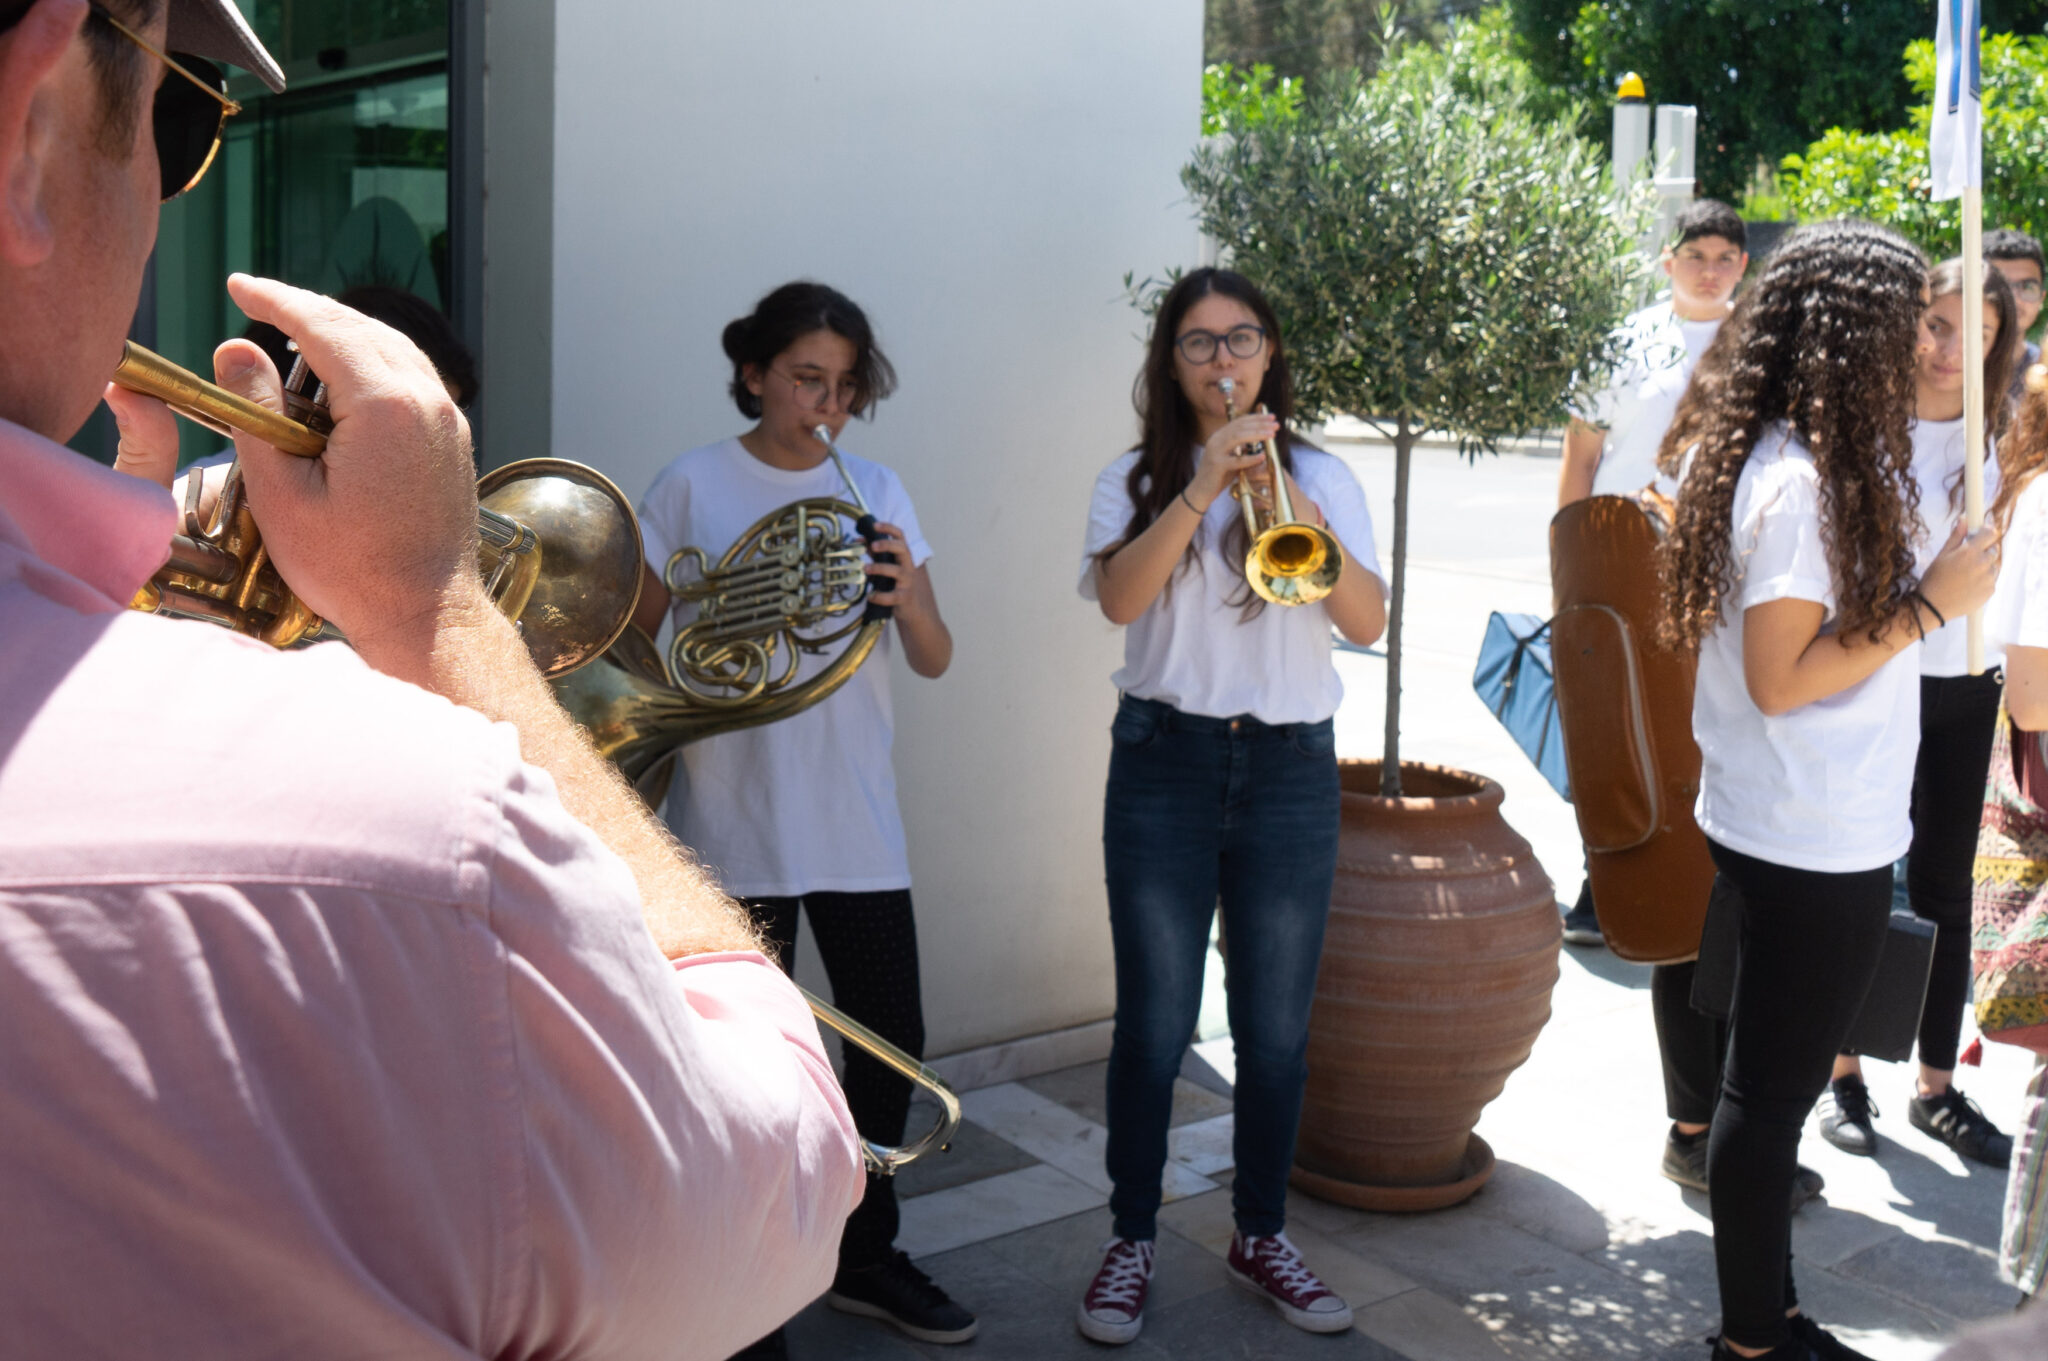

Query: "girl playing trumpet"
<box><xmin>1075</xmin><ymin>267</ymin><xmax>1386</xmax><ymax>1345</ymax></box>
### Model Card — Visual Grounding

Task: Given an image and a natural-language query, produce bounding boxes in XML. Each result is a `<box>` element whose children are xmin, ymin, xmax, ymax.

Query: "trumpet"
<box><xmin>114</xmin><ymin>341</ymin><xmax>642</xmax><ymax>677</ymax></box>
<box><xmin>111</xmin><ymin>341</ymin><xmax>961</xmax><ymax>1175</ymax></box>
<box><xmin>1219</xmin><ymin>376</ymin><xmax>1343</xmax><ymax>606</ymax></box>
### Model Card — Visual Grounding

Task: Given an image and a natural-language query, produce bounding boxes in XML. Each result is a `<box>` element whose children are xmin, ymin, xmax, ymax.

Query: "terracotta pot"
<box><xmin>1290</xmin><ymin>760</ymin><xmax>1559</xmax><ymax>1211</ymax></box>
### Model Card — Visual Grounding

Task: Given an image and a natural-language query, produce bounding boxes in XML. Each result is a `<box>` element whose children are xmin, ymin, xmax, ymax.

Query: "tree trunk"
<box><xmin>1380</xmin><ymin>414</ymin><xmax>1413</xmax><ymax>798</ymax></box>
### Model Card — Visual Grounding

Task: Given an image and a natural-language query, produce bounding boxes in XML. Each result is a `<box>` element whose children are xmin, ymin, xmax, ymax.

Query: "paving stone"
<box><xmin>974</xmin><ymin>1210</ymin><xmax>1225</xmax><ymax>1317</ymax></box>
<box><xmin>1140</xmin><ymin>1281</ymin><xmax>1413</xmax><ymax>1359</ymax></box>
<box><xmin>1792</xmin><ymin>1260</ymin><xmax>1974</xmax><ymax>1360</ymax></box>
<box><xmin>780</xmin><ymin>1301</ymin><xmax>930</xmax><ymax>1360</ymax></box>
<box><xmin>1167</xmin><ymin>1112</ymin><xmax>1235</xmax><ymax>1178</ymax></box>
<box><xmin>1832</xmin><ymin>1233</ymin><xmax>2023</xmax><ymax>1323</ymax></box>
<box><xmin>1343</xmin><ymin>1214</ymin><xmax>1714</xmax><ymax>1359</ymax></box>
<box><xmin>958</xmin><ymin>1081</ymin><xmax>1216</xmax><ymax>1204</ymax></box>
<box><xmin>896</xmin><ymin>1163</ymin><xmax>1106</xmax><ymax>1259</ymax></box>
<box><xmin>1022</xmin><ymin>1058</ymin><xmax>1234</xmax><ymax>1130</ymax></box>
<box><xmin>894</xmin><ymin>1114</ymin><xmax>1039</xmax><ymax>1201</ymax></box>
<box><xmin>887</xmin><ymin>1238</ymin><xmax>1181</xmax><ymax>1361</ymax></box>
<box><xmin>1353</xmin><ymin>1286</ymin><xmax>1534</xmax><ymax>1361</ymax></box>
<box><xmin>1789</xmin><ymin>1200</ymin><xmax>1917</xmax><ymax>1272</ymax></box>
<box><xmin>1459</xmin><ymin>1157</ymin><xmax>1623</xmax><ymax>1256</ymax></box>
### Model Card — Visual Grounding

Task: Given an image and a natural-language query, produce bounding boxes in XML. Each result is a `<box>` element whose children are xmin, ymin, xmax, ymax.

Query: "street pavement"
<box><xmin>772</xmin><ymin>436</ymin><xmax>2035</xmax><ymax>1360</ymax></box>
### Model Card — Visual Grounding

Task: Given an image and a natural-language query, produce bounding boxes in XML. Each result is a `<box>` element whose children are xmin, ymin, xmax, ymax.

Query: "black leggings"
<box><xmin>1705</xmin><ymin>839</ymin><xmax>1892</xmax><ymax>1351</ymax></box>
<box><xmin>1652</xmin><ymin>959</ymin><xmax>1725</xmax><ymax>1126</ymax></box>
<box><xmin>1896</xmin><ymin>672</ymin><xmax>2002</xmax><ymax>1071</ymax></box>
<box><xmin>744</xmin><ymin>889</ymin><xmax>926</xmax><ymax>1270</ymax></box>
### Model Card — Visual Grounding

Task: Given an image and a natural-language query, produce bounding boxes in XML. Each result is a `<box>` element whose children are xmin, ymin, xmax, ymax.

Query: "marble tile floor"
<box><xmin>770</xmin><ymin>1019</ymin><xmax>2032</xmax><ymax>1361</ymax></box>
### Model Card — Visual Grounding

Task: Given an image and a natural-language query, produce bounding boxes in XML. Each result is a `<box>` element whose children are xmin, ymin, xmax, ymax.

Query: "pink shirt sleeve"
<box><xmin>463</xmin><ymin>732</ymin><xmax>866</xmax><ymax>1358</ymax></box>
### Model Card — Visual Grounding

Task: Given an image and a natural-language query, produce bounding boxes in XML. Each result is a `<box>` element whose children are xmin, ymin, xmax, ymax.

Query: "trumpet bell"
<box><xmin>1248</xmin><ymin>522</ymin><xmax>1344</xmax><ymax>606</ymax></box>
<box><xmin>476</xmin><ymin>459</ymin><xmax>643</xmax><ymax>679</ymax></box>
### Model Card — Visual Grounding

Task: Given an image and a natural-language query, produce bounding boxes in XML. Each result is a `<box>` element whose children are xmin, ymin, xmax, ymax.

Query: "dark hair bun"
<box><xmin>721</xmin><ymin>281</ymin><xmax>898</xmax><ymax>421</ymax></box>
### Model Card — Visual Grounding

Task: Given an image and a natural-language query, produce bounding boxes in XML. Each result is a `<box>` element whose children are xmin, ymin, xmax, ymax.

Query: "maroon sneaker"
<box><xmin>1226</xmin><ymin>1231</ymin><xmax>1354</xmax><ymax>1333</ymax></box>
<box><xmin>1075</xmin><ymin>1237</ymin><xmax>1155</xmax><ymax>1345</ymax></box>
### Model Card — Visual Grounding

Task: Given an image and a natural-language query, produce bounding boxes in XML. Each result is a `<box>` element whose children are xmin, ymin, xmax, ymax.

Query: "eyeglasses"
<box><xmin>1174</xmin><ymin>325</ymin><xmax>1267</xmax><ymax>365</ymax></box>
<box><xmin>771</xmin><ymin>366</ymin><xmax>862</xmax><ymax>413</ymax></box>
<box><xmin>90</xmin><ymin>4</ymin><xmax>242</xmax><ymax>201</ymax></box>
<box><xmin>2013</xmin><ymin>280</ymin><xmax>2045</xmax><ymax>303</ymax></box>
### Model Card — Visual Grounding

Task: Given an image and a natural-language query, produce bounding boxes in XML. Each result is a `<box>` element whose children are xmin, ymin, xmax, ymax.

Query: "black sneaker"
<box><xmin>1818</xmin><ymin>1076</ymin><xmax>1879</xmax><ymax>1157</ymax></box>
<box><xmin>1788</xmin><ymin>1313</ymin><xmax>1877</xmax><ymax>1361</ymax></box>
<box><xmin>1661</xmin><ymin>1128</ymin><xmax>1709</xmax><ymax>1192</ymax></box>
<box><xmin>1908</xmin><ymin>1087</ymin><xmax>2013</xmax><ymax>1168</ymax></box>
<box><xmin>1561</xmin><ymin>894</ymin><xmax>1603</xmax><ymax>947</ymax></box>
<box><xmin>1660</xmin><ymin>1127</ymin><xmax>1825</xmax><ymax>1210</ymax></box>
<box><xmin>827</xmin><ymin>1251</ymin><xmax>978</xmax><ymax>1344</ymax></box>
<box><xmin>1791</xmin><ymin>1162</ymin><xmax>1826</xmax><ymax>1210</ymax></box>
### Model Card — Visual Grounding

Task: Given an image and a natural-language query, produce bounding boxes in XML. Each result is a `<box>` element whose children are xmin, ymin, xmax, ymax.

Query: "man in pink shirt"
<box><xmin>0</xmin><ymin>2</ymin><xmax>864</xmax><ymax>1356</ymax></box>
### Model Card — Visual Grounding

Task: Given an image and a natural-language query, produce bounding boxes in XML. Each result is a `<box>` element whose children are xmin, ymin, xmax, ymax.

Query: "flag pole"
<box><xmin>1934</xmin><ymin>0</ymin><xmax>1987</xmax><ymax>672</ymax></box>
<box><xmin>1964</xmin><ymin>185</ymin><xmax>1987</xmax><ymax>675</ymax></box>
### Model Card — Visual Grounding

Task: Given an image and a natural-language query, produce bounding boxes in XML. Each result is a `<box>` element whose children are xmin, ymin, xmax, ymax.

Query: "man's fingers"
<box><xmin>225</xmin><ymin>273</ymin><xmax>437</xmax><ymax>402</ymax></box>
<box><xmin>212</xmin><ymin>338</ymin><xmax>316</xmax><ymax>509</ymax></box>
<box><xmin>104</xmin><ymin>383</ymin><xmax>183</xmax><ymax>489</ymax></box>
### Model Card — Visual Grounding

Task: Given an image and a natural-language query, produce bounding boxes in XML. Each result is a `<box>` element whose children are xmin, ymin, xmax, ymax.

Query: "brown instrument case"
<box><xmin>1548</xmin><ymin>493</ymin><xmax>1715</xmax><ymax>964</ymax></box>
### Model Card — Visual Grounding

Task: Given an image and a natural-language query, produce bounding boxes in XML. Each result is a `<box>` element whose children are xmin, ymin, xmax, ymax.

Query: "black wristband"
<box><xmin>1915</xmin><ymin>589</ymin><xmax>1947</xmax><ymax>630</ymax></box>
<box><xmin>1180</xmin><ymin>488</ymin><xmax>1205</xmax><ymax>517</ymax></box>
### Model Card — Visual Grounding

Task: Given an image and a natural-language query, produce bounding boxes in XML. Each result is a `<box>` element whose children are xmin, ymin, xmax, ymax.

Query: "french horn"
<box><xmin>110</xmin><ymin>341</ymin><xmax>959</xmax><ymax>1175</ymax></box>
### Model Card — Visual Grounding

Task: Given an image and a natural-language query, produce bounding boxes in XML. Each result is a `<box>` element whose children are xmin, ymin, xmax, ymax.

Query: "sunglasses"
<box><xmin>90</xmin><ymin>4</ymin><xmax>242</xmax><ymax>200</ymax></box>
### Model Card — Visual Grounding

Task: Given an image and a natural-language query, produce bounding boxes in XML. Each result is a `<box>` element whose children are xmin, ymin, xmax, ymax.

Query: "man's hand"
<box><xmin>217</xmin><ymin>273</ymin><xmax>485</xmax><ymax>671</ymax></box>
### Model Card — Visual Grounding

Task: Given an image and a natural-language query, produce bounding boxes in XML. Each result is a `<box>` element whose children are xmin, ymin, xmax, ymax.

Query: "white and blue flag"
<box><xmin>1930</xmin><ymin>0</ymin><xmax>1983</xmax><ymax>201</ymax></box>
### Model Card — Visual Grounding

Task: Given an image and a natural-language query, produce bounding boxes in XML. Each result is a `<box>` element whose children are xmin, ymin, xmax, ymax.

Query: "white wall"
<box><xmin>547</xmin><ymin>2</ymin><xmax>1203</xmax><ymax>1051</ymax></box>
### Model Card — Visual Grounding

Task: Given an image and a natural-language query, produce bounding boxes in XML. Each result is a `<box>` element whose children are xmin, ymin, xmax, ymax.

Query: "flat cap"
<box><xmin>167</xmin><ymin>0</ymin><xmax>284</xmax><ymax>93</ymax></box>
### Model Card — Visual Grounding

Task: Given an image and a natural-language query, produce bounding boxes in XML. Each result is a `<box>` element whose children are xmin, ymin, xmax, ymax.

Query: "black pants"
<box><xmin>1895</xmin><ymin>671</ymin><xmax>2002</xmax><ymax>1071</ymax></box>
<box><xmin>1705</xmin><ymin>839</ymin><xmax>1892</xmax><ymax>1350</ymax></box>
<box><xmin>744</xmin><ymin>889</ymin><xmax>926</xmax><ymax>1271</ymax></box>
<box><xmin>1652</xmin><ymin>958</ymin><xmax>1725</xmax><ymax>1125</ymax></box>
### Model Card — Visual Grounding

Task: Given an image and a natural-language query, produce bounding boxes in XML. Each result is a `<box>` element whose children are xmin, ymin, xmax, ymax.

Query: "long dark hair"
<box><xmin>1927</xmin><ymin>257</ymin><xmax>2020</xmax><ymax>446</ymax></box>
<box><xmin>1992</xmin><ymin>364</ymin><xmax>2048</xmax><ymax>533</ymax></box>
<box><xmin>1103</xmin><ymin>267</ymin><xmax>1303</xmax><ymax>606</ymax></box>
<box><xmin>1659</xmin><ymin>219</ymin><xmax>1929</xmax><ymax>652</ymax></box>
<box><xmin>721</xmin><ymin>281</ymin><xmax>898</xmax><ymax>420</ymax></box>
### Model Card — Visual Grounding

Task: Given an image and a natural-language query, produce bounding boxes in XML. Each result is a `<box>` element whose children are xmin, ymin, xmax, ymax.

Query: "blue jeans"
<box><xmin>1101</xmin><ymin>694</ymin><xmax>1341</xmax><ymax>1241</ymax></box>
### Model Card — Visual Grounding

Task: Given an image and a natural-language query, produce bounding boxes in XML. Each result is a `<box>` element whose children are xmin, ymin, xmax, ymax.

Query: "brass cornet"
<box><xmin>114</xmin><ymin>341</ymin><xmax>643</xmax><ymax>677</ymax></box>
<box><xmin>110</xmin><ymin>341</ymin><xmax>960</xmax><ymax>1175</ymax></box>
<box><xmin>1219</xmin><ymin>377</ymin><xmax>1343</xmax><ymax>606</ymax></box>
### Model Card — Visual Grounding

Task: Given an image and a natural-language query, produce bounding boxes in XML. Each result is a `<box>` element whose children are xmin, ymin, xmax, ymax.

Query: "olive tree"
<box><xmin>1179</xmin><ymin>25</ymin><xmax>1648</xmax><ymax>796</ymax></box>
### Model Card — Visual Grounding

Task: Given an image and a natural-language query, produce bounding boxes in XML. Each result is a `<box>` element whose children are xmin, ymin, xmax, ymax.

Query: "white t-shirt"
<box><xmin>638</xmin><ymin>437</ymin><xmax>932</xmax><ymax>898</ymax></box>
<box><xmin>1910</xmin><ymin>416</ymin><xmax>2003</xmax><ymax>676</ymax></box>
<box><xmin>1691</xmin><ymin>426</ymin><xmax>1922</xmax><ymax>874</ymax></box>
<box><xmin>1987</xmin><ymin>473</ymin><xmax>2048</xmax><ymax>654</ymax></box>
<box><xmin>1078</xmin><ymin>443</ymin><xmax>1384</xmax><ymax>724</ymax></box>
<box><xmin>1576</xmin><ymin>301</ymin><xmax>1723</xmax><ymax>497</ymax></box>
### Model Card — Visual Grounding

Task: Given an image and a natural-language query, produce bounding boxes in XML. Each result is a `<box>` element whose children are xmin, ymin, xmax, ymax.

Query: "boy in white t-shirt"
<box><xmin>1557</xmin><ymin>200</ymin><xmax>1749</xmax><ymax>510</ymax></box>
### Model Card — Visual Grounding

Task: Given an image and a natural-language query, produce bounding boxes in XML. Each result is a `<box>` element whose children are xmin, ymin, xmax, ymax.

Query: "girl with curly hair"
<box><xmin>1658</xmin><ymin>220</ymin><xmax>2001</xmax><ymax>1361</ymax></box>
<box><xmin>1820</xmin><ymin>259</ymin><xmax>2021</xmax><ymax>1171</ymax></box>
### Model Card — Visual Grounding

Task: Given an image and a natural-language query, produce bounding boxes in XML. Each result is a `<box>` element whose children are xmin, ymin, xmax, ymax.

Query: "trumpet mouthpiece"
<box><xmin>812</xmin><ymin>424</ymin><xmax>834</xmax><ymax>446</ymax></box>
<box><xmin>1218</xmin><ymin>378</ymin><xmax>1235</xmax><ymax>395</ymax></box>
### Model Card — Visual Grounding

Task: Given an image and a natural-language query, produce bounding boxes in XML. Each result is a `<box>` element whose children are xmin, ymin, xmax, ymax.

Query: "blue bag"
<box><xmin>1472</xmin><ymin>611</ymin><xmax>1570</xmax><ymax>801</ymax></box>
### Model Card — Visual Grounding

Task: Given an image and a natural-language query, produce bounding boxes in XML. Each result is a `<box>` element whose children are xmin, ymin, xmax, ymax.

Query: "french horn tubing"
<box><xmin>1218</xmin><ymin>376</ymin><xmax>1343</xmax><ymax>606</ymax></box>
<box><xmin>110</xmin><ymin>340</ymin><xmax>959</xmax><ymax>1175</ymax></box>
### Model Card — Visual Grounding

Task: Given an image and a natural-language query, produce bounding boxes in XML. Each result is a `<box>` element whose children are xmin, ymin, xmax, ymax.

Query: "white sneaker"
<box><xmin>1076</xmin><ymin>1237</ymin><xmax>1155</xmax><ymax>1345</ymax></box>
